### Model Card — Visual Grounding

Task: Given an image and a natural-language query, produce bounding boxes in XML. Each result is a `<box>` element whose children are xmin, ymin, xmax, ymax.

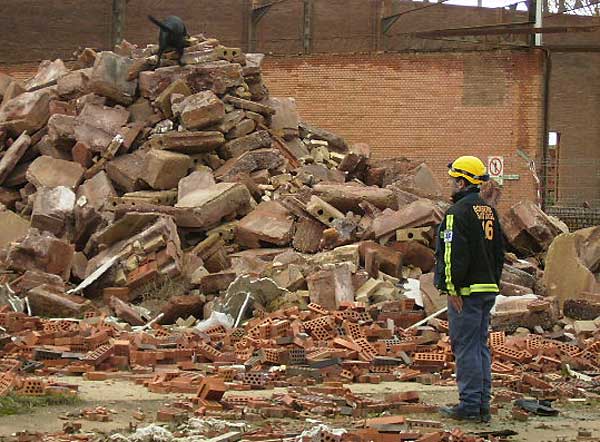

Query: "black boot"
<box><xmin>439</xmin><ymin>405</ymin><xmax>481</xmax><ymax>422</ymax></box>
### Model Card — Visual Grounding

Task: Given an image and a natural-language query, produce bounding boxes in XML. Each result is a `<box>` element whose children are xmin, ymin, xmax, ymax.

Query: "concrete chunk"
<box><xmin>26</xmin><ymin>156</ymin><xmax>85</xmax><ymax>189</ymax></box>
<box><xmin>26</xmin><ymin>59</ymin><xmax>69</xmax><ymax>91</ymax></box>
<box><xmin>214</xmin><ymin>148</ymin><xmax>284</xmax><ymax>181</ymax></box>
<box><xmin>28</xmin><ymin>284</ymin><xmax>92</xmax><ymax>317</ymax></box>
<box><xmin>502</xmin><ymin>200</ymin><xmax>568</xmax><ymax>255</ymax></box>
<box><xmin>373</xmin><ymin>200</ymin><xmax>445</xmax><ymax>238</ymax></box>
<box><xmin>140</xmin><ymin>149</ymin><xmax>192</xmax><ymax>190</ymax></box>
<box><xmin>31</xmin><ymin>186</ymin><xmax>76</xmax><ymax>236</ymax></box>
<box><xmin>6</xmin><ymin>229</ymin><xmax>74</xmax><ymax>280</ymax></box>
<box><xmin>57</xmin><ymin>69</ymin><xmax>91</xmax><ymax>99</ymax></box>
<box><xmin>144</xmin><ymin>130</ymin><xmax>225</xmax><ymax>154</ymax></box>
<box><xmin>224</xmin><ymin>95</ymin><xmax>275</xmax><ymax>116</ymax></box>
<box><xmin>312</xmin><ymin>183</ymin><xmax>398</xmax><ymax>213</ymax></box>
<box><xmin>47</xmin><ymin>114</ymin><xmax>77</xmax><ymax>149</ymax></box>
<box><xmin>236</xmin><ymin>201</ymin><xmax>295</xmax><ymax>248</ymax></box>
<box><xmin>0</xmin><ymin>90</ymin><xmax>52</xmax><ymax>136</ymax></box>
<box><xmin>88</xmin><ymin>51</ymin><xmax>138</xmax><ymax>105</ymax></box>
<box><xmin>543</xmin><ymin>226</ymin><xmax>600</xmax><ymax>308</ymax></box>
<box><xmin>105</xmin><ymin>150</ymin><xmax>146</xmax><ymax>192</ymax></box>
<box><xmin>74</xmin><ymin>103</ymin><xmax>130</xmax><ymax>152</ymax></box>
<box><xmin>173</xmin><ymin>90</ymin><xmax>225</xmax><ymax>130</ymax></box>
<box><xmin>0</xmin><ymin>210</ymin><xmax>30</xmax><ymax>249</ymax></box>
<box><xmin>266</xmin><ymin>97</ymin><xmax>299</xmax><ymax>139</ymax></box>
<box><xmin>218</xmin><ymin>130</ymin><xmax>272</xmax><ymax>159</ymax></box>
<box><xmin>306</xmin><ymin>263</ymin><xmax>354</xmax><ymax>310</ymax></box>
<box><xmin>77</xmin><ymin>171</ymin><xmax>117</xmax><ymax>209</ymax></box>
<box><xmin>154</xmin><ymin>78</ymin><xmax>192</xmax><ymax>118</ymax></box>
<box><xmin>178</xmin><ymin>168</ymin><xmax>215</xmax><ymax>201</ymax></box>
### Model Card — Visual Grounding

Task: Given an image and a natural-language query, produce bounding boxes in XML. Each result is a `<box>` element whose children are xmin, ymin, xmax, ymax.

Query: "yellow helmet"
<box><xmin>448</xmin><ymin>156</ymin><xmax>489</xmax><ymax>185</ymax></box>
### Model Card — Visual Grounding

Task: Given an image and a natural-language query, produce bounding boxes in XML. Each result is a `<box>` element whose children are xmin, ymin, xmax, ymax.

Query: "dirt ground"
<box><xmin>0</xmin><ymin>378</ymin><xmax>599</xmax><ymax>441</ymax></box>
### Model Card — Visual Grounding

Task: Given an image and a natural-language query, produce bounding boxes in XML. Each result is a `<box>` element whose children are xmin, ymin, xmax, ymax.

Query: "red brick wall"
<box><xmin>547</xmin><ymin>52</ymin><xmax>600</xmax><ymax>206</ymax></box>
<box><xmin>0</xmin><ymin>0</ymin><xmax>113</xmax><ymax>63</ymax></box>
<box><xmin>262</xmin><ymin>50</ymin><xmax>545</xmax><ymax>209</ymax></box>
<box><xmin>123</xmin><ymin>0</ymin><xmax>245</xmax><ymax>48</ymax></box>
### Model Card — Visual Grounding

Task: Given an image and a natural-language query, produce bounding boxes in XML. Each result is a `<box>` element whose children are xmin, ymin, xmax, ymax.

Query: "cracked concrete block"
<box><xmin>26</xmin><ymin>156</ymin><xmax>85</xmax><ymax>189</ymax></box>
<box><xmin>140</xmin><ymin>149</ymin><xmax>192</xmax><ymax>190</ymax></box>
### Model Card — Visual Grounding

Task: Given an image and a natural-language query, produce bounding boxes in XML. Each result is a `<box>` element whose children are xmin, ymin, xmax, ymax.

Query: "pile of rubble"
<box><xmin>0</xmin><ymin>31</ymin><xmax>600</xmax><ymax>442</ymax></box>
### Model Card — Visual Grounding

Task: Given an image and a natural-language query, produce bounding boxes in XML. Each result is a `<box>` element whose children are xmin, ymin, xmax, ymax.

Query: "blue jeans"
<box><xmin>447</xmin><ymin>293</ymin><xmax>496</xmax><ymax>414</ymax></box>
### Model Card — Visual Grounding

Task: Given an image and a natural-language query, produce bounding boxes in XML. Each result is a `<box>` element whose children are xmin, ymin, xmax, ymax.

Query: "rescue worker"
<box><xmin>435</xmin><ymin>156</ymin><xmax>505</xmax><ymax>422</ymax></box>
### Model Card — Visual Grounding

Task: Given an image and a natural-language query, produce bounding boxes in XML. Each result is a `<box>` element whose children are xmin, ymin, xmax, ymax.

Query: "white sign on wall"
<box><xmin>487</xmin><ymin>156</ymin><xmax>504</xmax><ymax>185</ymax></box>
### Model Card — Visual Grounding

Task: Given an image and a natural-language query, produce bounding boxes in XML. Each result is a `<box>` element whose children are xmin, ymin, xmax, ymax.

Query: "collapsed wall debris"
<box><xmin>0</xmin><ymin>30</ymin><xmax>599</xmax><ymax>442</ymax></box>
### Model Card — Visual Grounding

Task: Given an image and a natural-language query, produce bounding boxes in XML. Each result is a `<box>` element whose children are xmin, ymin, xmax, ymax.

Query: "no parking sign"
<box><xmin>487</xmin><ymin>156</ymin><xmax>504</xmax><ymax>185</ymax></box>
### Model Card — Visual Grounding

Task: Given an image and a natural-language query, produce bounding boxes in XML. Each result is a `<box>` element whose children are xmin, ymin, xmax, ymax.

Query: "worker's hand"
<box><xmin>448</xmin><ymin>295</ymin><xmax>463</xmax><ymax>314</ymax></box>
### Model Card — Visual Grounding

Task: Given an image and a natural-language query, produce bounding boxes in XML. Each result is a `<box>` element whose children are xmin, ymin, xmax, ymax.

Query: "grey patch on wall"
<box><xmin>462</xmin><ymin>58</ymin><xmax>507</xmax><ymax>106</ymax></box>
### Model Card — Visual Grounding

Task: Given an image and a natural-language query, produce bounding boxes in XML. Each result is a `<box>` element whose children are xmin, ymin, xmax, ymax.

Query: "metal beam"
<box><xmin>111</xmin><ymin>0</ymin><xmax>127</xmax><ymax>48</ymax></box>
<box><xmin>413</xmin><ymin>23</ymin><xmax>600</xmax><ymax>38</ymax></box>
<box><xmin>248</xmin><ymin>2</ymin><xmax>273</xmax><ymax>52</ymax></box>
<box><xmin>382</xmin><ymin>14</ymin><xmax>401</xmax><ymax>34</ymax></box>
<box><xmin>303</xmin><ymin>0</ymin><xmax>313</xmax><ymax>54</ymax></box>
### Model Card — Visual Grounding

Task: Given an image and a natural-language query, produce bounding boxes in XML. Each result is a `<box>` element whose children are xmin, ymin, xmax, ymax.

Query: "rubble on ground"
<box><xmin>0</xmin><ymin>33</ymin><xmax>599</xmax><ymax>442</ymax></box>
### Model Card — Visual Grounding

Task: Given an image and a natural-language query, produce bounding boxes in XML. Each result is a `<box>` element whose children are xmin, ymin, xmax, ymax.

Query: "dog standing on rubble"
<box><xmin>148</xmin><ymin>15</ymin><xmax>189</xmax><ymax>67</ymax></box>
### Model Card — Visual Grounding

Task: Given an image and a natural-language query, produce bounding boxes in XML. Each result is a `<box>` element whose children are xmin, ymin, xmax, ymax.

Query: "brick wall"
<box><xmin>262</xmin><ymin>50</ymin><xmax>545</xmax><ymax>210</ymax></box>
<box><xmin>547</xmin><ymin>52</ymin><xmax>600</xmax><ymax>206</ymax></box>
<box><xmin>123</xmin><ymin>0</ymin><xmax>245</xmax><ymax>48</ymax></box>
<box><xmin>0</xmin><ymin>0</ymin><xmax>112</xmax><ymax>63</ymax></box>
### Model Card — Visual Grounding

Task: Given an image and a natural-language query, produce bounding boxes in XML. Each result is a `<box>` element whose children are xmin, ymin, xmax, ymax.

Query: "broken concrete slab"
<box><xmin>74</xmin><ymin>102</ymin><xmax>130</xmax><ymax>152</ymax></box>
<box><xmin>76</xmin><ymin>171</ymin><xmax>117</xmax><ymax>210</ymax></box>
<box><xmin>177</xmin><ymin>168</ymin><xmax>216</xmax><ymax>202</ymax></box>
<box><xmin>26</xmin><ymin>156</ymin><xmax>85</xmax><ymax>189</ymax></box>
<box><xmin>0</xmin><ymin>210</ymin><xmax>30</xmax><ymax>249</ymax></box>
<box><xmin>306</xmin><ymin>263</ymin><xmax>354</xmax><ymax>311</ymax></box>
<box><xmin>224</xmin><ymin>95</ymin><xmax>275</xmax><ymax>117</ymax></box>
<box><xmin>217</xmin><ymin>130</ymin><xmax>271</xmax><ymax>159</ymax></box>
<box><xmin>543</xmin><ymin>226</ymin><xmax>600</xmax><ymax>308</ymax></box>
<box><xmin>26</xmin><ymin>59</ymin><xmax>70</xmax><ymax>91</ymax></box>
<box><xmin>88</xmin><ymin>51</ymin><xmax>137</xmax><ymax>105</ymax></box>
<box><xmin>502</xmin><ymin>200</ymin><xmax>569</xmax><ymax>255</ymax></box>
<box><xmin>218</xmin><ymin>274</ymin><xmax>288</xmax><ymax>320</ymax></box>
<box><xmin>57</xmin><ymin>69</ymin><xmax>91</xmax><ymax>100</ymax></box>
<box><xmin>214</xmin><ymin>148</ymin><xmax>284</xmax><ymax>181</ymax></box>
<box><xmin>6</xmin><ymin>229</ymin><xmax>74</xmax><ymax>280</ymax></box>
<box><xmin>299</xmin><ymin>121</ymin><xmax>348</xmax><ymax>153</ymax></box>
<box><xmin>159</xmin><ymin>295</ymin><xmax>204</xmax><ymax>325</ymax></box>
<box><xmin>236</xmin><ymin>201</ymin><xmax>295</xmax><ymax>248</ymax></box>
<box><xmin>312</xmin><ymin>183</ymin><xmax>397</xmax><ymax>213</ymax></box>
<box><xmin>0</xmin><ymin>89</ymin><xmax>53</xmax><ymax>136</ymax></box>
<box><xmin>155</xmin><ymin>78</ymin><xmax>192</xmax><ymax>118</ymax></box>
<box><xmin>173</xmin><ymin>90</ymin><xmax>225</xmax><ymax>130</ymax></box>
<box><xmin>47</xmin><ymin>113</ymin><xmax>77</xmax><ymax>150</ymax></box>
<box><xmin>226</xmin><ymin>118</ymin><xmax>256</xmax><ymax>139</ymax></box>
<box><xmin>9</xmin><ymin>270</ymin><xmax>65</xmax><ymax>295</ymax></box>
<box><xmin>0</xmin><ymin>132</ymin><xmax>30</xmax><ymax>185</ymax></box>
<box><xmin>140</xmin><ymin>149</ymin><xmax>192</xmax><ymax>190</ymax></box>
<box><xmin>31</xmin><ymin>186</ymin><xmax>76</xmax><ymax>236</ymax></box>
<box><xmin>372</xmin><ymin>200</ymin><xmax>445</xmax><ymax>239</ymax></box>
<box><xmin>109</xmin><ymin>296</ymin><xmax>144</xmax><ymax>326</ymax></box>
<box><xmin>105</xmin><ymin>150</ymin><xmax>147</xmax><ymax>193</ymax></box>
<box><xmin>28</xmin><ymin>284</ymin><xmax>92</xmax><ymax>317</ymax></box>
<box><xmin>388</xmin><ymin>163</ymin><xmax>443</xmax><ymax>199</ymax></box>
<box><xmin>266</xmin><ymin>97</ymin><xmax>299</xmax><ymax>140</ymax></box>
<box><xmin>175</xmin><ymin>182</ymin><xmax>254</xmax><ymax>228</ymax></box>
<box><xmin>144</xmin><ymin>131</ymin><xmax>225</xmax><ymax>155</ymax></box>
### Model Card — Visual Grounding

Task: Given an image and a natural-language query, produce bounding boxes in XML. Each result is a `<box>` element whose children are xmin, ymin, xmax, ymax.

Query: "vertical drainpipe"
<box><xmin>541</xmin><ymin>48</ymin><xmax>551</xmax><ymax>210</ymax></box>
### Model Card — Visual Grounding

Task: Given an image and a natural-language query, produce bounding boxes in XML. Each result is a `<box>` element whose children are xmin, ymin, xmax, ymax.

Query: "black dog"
<box><xmin>148</xmin><ymin>15</ymin><xmax>189</xmax><ymax>67</ymax></box>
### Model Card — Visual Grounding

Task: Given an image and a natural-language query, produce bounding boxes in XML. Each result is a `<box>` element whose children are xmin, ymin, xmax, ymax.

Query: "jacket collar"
<box><xmin>451</xmin><ymin>186</ymin><xmax>480</xmax><ymax>203</ymax></box>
